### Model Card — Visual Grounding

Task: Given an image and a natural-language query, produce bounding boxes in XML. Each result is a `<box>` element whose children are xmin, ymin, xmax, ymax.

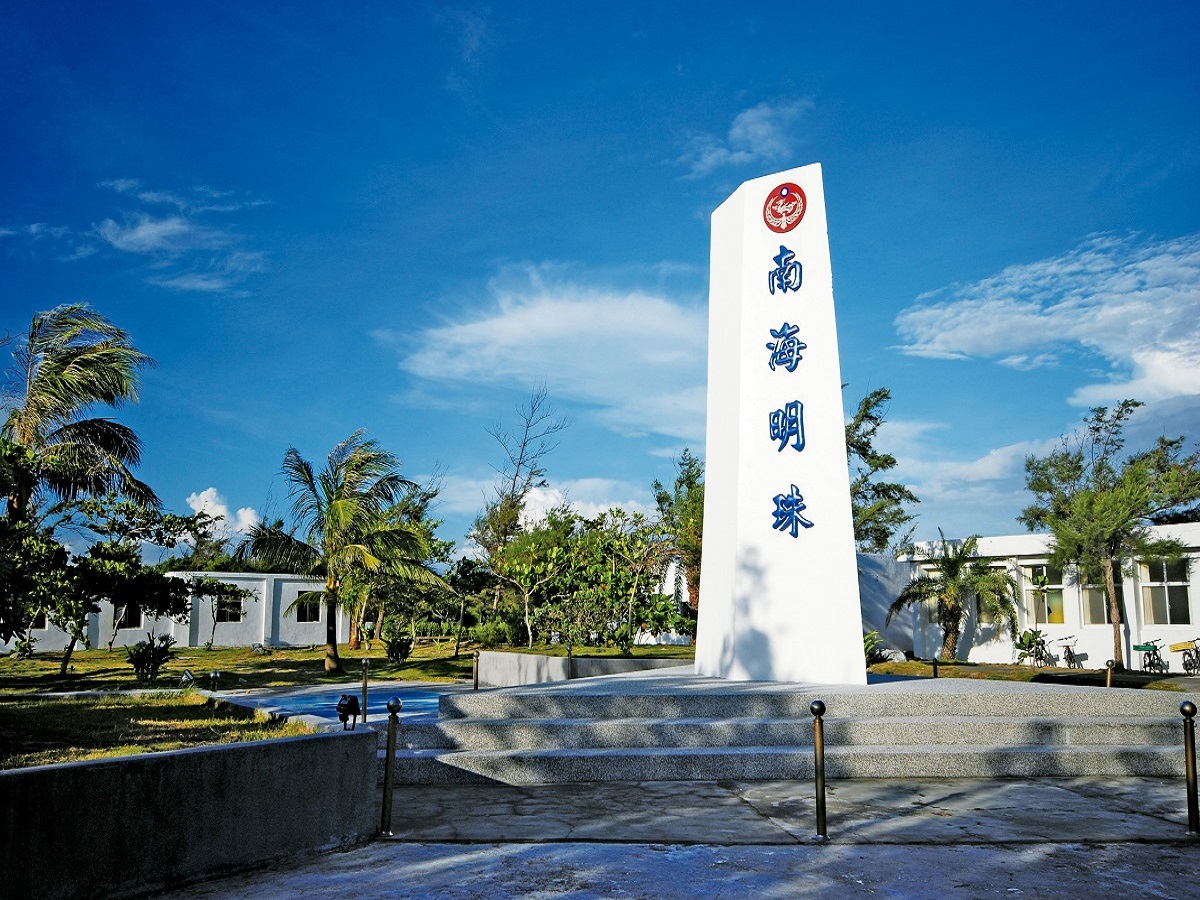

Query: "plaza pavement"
<box><xmin>154</xmin><ymin>775</ymin><xmax>1197</xmax><ymax>898</ymax></box>
<box><xmin>155</xmin><ymin>674</ymin><xmax>1200</xmax><ymax>899</ymax></box>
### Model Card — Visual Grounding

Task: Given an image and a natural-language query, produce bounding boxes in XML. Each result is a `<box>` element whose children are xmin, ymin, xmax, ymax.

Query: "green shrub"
<box><xmin>125</xmin><ymin>633</ymin><xmax>177</xmax><ymax>682</ymax></box>
<box><xmin>471</xmin><ymin>620</ymin><xmax>510</xmax><ymax>649</ymax></box>
<box><xmin>380</xmin><ymin>616</ymin><xmax>414</xmax><ymax>664</ymax></box>
<box><xmin>1015</xmin><ymin>629</ymin><xmax>1045</xmax><ymax>665</ymax></box>
<box><xmin>11</xmin><ymin>633</ymin><xmax>37</xmax><ymax>659</ymax></box>
<box><xmin>864</xmin><ymin>630</ymin><xmax>895</xmax><ymax>665</ymax></box>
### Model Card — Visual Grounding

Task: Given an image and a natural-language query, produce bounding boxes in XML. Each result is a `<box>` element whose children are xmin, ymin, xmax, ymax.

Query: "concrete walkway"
<box><xmin>157</xmin><ymin>776</ymin><xmax>1198</xmax><ymax>898</ymax></box>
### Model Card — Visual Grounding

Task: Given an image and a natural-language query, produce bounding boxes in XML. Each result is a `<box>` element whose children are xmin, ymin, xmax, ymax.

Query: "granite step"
<box><xmin>437</xmin><ymin>685</ymin><xmax>1186</xmax><ymax>722</ymax></box>
<box><xmin>386</xmin><ymin>715</ymin><xmax>1181</xmax><ymax>752</ymax></box>
<box><xmin>380</xmin><ymin>743</ymin><xmax>1187</xmax><ymax>785</ymax></box>
<box><xmin>380</xmin><ymin>680</ymin><xmax>1194</xmax><ymax>785</ymax></box>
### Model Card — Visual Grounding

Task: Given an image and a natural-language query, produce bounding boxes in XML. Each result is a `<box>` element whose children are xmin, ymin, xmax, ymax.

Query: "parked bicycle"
<box><xmin>1056</xmin><ymin>635</ymin><xmax>1082</xmax><ymax>669</ymax></box>
<box><xmin>1031</xmin><ymin>635</ymin><xmax>1053</xmax><ymax>667</ymax></box>
<box><xmin>1170</xmin><ymin>637</ymin><xmax>1200</xmax><ymax>675</ymax></box>
<box><xmin>1133</xmin><ymin>638</ymin><xmax>1169</xmax><ymax>674</ymax></box>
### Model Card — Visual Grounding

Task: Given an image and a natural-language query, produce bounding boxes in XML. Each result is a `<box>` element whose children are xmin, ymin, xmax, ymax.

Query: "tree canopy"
<box><xmin>1020</xmin><ymin>400</ymin><xmax>1200</xmax><ymax>668</ymax></box>
<box><xmin>652</xmin><ymin>448</ymin><xmax>704</xmax><ymax>612</ymax></box>
<box><xmin>845</xmin><ymin>387</ymin><xmax>919</xmax><ymax>553</ymax></box>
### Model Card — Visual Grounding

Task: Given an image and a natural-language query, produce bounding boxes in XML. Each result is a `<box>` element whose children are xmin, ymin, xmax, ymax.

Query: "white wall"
<box><xmin>907</xmin><ymin>524</ymin><xmax>1200</xmax><ymax>667</ymax></box>
<box><xmin>1</xmin><ymin>572</ymin><xmax>344</xmax><ymax>653</ymax></box>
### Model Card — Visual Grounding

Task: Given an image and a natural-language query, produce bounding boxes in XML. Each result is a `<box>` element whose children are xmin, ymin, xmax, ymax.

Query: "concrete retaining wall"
<box><xmin>0</xmin><ymin>729</ymin><xmax>377</xmax><ymax>900</ymax></box>
<box><xmin>478</xmin><ymin>650</ymin><xmax>688</xmax><ymax>687</ymax></box>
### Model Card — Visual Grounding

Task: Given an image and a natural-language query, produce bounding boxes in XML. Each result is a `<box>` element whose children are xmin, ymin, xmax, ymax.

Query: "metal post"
<box><xmin>209</xmin><ymin>671</ymin><xmax>220</xmax><ymax>692</ymax></box>
<box><xmin>567</xmin><ymin>647</ymin><xmax>574</xmax><ymax>680</ymax></box>
<box><xmin>380</xmin><ymin>697</ymin><xmax>402</xmax><ymax>836</ymax></box>
<box><xmin>1106</xmin><ymin>660</ymin><xmax>1115</xmax><ymax>689</ymax></box>
<box><xmin>361</xmin><ymin>658</ymin><xmax>370</xmax><ymax>725</ymax></box>
<box><xmin>811</xmin><ymin>699</ymin><xmax>827</xmax><ymax>839</ymax></box>
<box><xmin>472</xmin><ymin>650</ymin><xmax>480</xmax><ymax>691</ymax></box>
<box><xmin>1183</xmin><ymin>700</ymin><xmax>1198</xmax><ymax>835</ymax></box>
<box><xmin>932</xmin><ymin>658</ymin><xmax>938</xmax><ymax>679</ymax></box>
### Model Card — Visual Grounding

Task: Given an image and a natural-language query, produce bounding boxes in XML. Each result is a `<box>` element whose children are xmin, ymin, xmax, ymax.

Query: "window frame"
<box><xmin>1139</xmin><ymin>558</ymin><xmax>1192</xmax><ymax>626</ymax></box>
<box><xmin>295</xmin><ymin>598</ymin><xmax>321</xmax><ymax>624</ymax></box>
<box><xmin>1024</xmin><ymin>563</ymin><xmax>1065</xmax><ymax>626</ymax></box>
<box><xmin>215</xmin><ymin>597</ymin><xmax>244</xmax><ymax>623</ymax></box>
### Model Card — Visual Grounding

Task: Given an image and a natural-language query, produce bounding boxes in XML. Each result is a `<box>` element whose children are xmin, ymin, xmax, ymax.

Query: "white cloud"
<box><xmin>148</xmin><ymin>272</ymin><xmax>234</xmax><ymax>293</ymax></box>
<box><xmin>386</xmin><ymin>268</ymin><xmax>707</xmax><ymax>445</ymax></box>
<box><xmin>679</xmin><ymin>100</ymin><xmax>814</xmax><ymax>177</ymax></box>
<box><xmin>894</xmin><ymin>233</ymin><xmax>1200</xmax><ymax>405</ymax></box>
<box><xmin>75</xmin><ymin>181</ymin><xmax>269</xmax><ymax>292</ymax></box>
<box><xmin>97</xmin><ymin>214</ymin><xmax>228</xmax><ymax>255</ymax></box>
<box><xmin>98</xmin><ymin>178</ymin><xmax>140</xmax><ymax>194</ymax></box>
<box><xmin>185</xmin><ymin>487</ymin><xmax>260</xmax><ymax>536</ymax></box>
<box><xmin>522</xmin><ymin>479</ymin><xmax>655</xmax><ymax>525</ymax></box>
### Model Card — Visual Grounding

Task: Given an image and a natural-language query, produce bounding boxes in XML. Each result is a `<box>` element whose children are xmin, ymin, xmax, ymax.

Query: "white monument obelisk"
<box><xmin>694</xmin><ymin>163</ymin><xmax>866</xmax><ymax>685</ymax></box>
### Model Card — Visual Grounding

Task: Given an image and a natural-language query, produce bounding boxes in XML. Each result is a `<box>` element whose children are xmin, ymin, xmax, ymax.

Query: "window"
<box><xmin>1082</xmin><ymin>578</ymin><xmax>1123</xmax><ymax>625</ymax></box>
<box><xmin>118</xmin><ymin>604</ymin><xmax>143</xmax><ymax>629</ymax></box>
<box><xmin>31</xmin><ymin>610</ymin><xmax>47</xmax><ymax>629</ymax></box>
<box><xmin>976</xmin><ymin>565</ymin><xmax>1009</xmax><ymax>625</ymax></box>
<box><xmin>215</xmin><ymin>598</ymin><xmax>243</xmax><ymax>623</ymax></box>
<box><xmin>1082</xmin><ymin>586</ymin><xmax>1115</xmax><ymax>625</ymax></box>
<box><xmin>1025</xmin><ymin>564</ymin><xmax>1065</xmax><ymax>625</ymax></box>
<box><xmin>295</xmin><ymin>598</ymin><xmax>321</xmax><ymax>623</ymax></box>
<box><xmin>1140</xmin><ymin>559</ymin><xmax>1191</xmax><ymax>626</ymax></box>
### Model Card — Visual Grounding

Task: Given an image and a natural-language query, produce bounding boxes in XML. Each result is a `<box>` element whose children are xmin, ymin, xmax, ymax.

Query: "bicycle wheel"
<box><xmin>1185</xmin><ymin>651</ymin><xmax>1199</xmax><ymax>675</ymax></box>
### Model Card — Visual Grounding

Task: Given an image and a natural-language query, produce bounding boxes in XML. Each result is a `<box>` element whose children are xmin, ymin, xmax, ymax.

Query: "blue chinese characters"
<box><xmin>771</xmin><ymin>485</ymin><xmax>814</xmax><ymax>537</ymax></box>
<box><xmin>761</xmin><ymin>228</ymin><xmax>815</xmax><ymax>536</ymax></box>
<box><xmin>765</xmin><ymin>322</ymin><xmax>805</xmax><ymax>372</ymax></box>
<box><xmin>768</xmin><ymin>245</ymin><xmax>802</xmax><ymax>295</ymax></box>
<box><xmin>769</xmin><ymin>400</ymin><xmax>805</xmax><ymax>452</ymax></box>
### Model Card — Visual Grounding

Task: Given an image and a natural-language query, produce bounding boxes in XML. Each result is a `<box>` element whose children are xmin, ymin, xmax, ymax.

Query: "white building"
<box><xmin>906</xmin><ymin>523</ymin><xmax>1199</xmax><ymax>670</ymax></box>
<box><xmin>4</xmin><ymin>572</ymin><xmax>347</xmax><ymax>653</ymax></box>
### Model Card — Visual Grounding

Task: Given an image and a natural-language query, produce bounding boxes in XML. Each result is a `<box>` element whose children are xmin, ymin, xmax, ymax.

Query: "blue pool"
<box><xmin>231</xmin><ymin>684</ymin><xmax>460</xmax><ymax>723</ymax></box>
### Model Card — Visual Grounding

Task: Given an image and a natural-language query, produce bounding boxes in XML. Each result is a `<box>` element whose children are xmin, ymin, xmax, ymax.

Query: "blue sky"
<box><xmin>3</xmin><ymin>1</ymin><xmax>1198</xmax><ymax>555</ymax></box>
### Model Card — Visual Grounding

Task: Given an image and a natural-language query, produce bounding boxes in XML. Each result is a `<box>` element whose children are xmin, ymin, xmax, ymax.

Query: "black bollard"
<box><xmin>361</xmin><ymin>658</ymin><xmax>370</xmax><ymax>725</ymax></box>
<box><xmin>1183</xmin><ymin>701</ymin><xmax>1198</xmax><ymax>835</ymax></box>
<box><xmin>811</xmin><ymin>699</ymin><xmax>827</xmax><ymax>839</ymax></box>
<box><xmin>932</xmin><ymin>658</ymin><xmax>939</xmax><ymax>679</ymax></box>
<box><xmin>473</xmin><ymin>649</ymin><xmax>480</xmax><ymax>691</ymax></box>
<box><xmin>380</xmin><ymin>697</ymin><xmax>402</xmax><ymax>836</ymax></box>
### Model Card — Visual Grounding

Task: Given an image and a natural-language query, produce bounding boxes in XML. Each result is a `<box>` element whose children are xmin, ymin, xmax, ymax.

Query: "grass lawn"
<box><xmin>0</xmin><ymin>692</ymin><xmax>314</xmax><ymax>770</ymax></box>
<box><xmin>0</xmin><ymin>641</ymin><xmax>476</xmax><ymax>695</ymax></box>
<box><xmin>868</xmin><ymin>658</ymin><xmax>1188</xmax><ymax>691</ymax></box>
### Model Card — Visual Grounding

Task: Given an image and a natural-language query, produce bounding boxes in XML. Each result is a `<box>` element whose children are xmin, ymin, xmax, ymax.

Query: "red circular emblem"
<box><xmin>763</xmin><ymin>183</ymin><xmax>806</xmax><ymax>233</ymax></box>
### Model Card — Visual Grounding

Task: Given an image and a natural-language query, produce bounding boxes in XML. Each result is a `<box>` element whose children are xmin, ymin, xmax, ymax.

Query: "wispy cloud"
<box><xmin>436</xmin><ymin>6</ymin><xmax>493</xmax><ymax>92</ymax></box>
<box><xmin>678</xmin><ymin>100</ymin><xmax>814</xmax><ymax>178</ymax></box>
<box><xmin>379</xmin><ymin>266</ymin><xmax>707</xmax><ymax>445</ymax></box>
<box><xmin>97</xmin><ymin>214</ymin><xmax>229</xmax><ymax>255</ymax></box>
<box><xmin>3</xmin><ymin>180</ymin><xmax>266</xmax><ymax>293</ymax></box>
<box><xmin>894</xmin><ymin>232</ymin><xmax>1200</xmax><ymax>405</ymax></box>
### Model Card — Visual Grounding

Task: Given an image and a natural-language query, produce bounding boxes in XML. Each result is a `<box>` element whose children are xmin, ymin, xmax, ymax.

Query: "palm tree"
<box><xmin>3</xmin><ymin>304</ymin><xmax>156</xmax><ymax>520</ymax></box>
<box><xmin>887</xmin><ymin>530</ymin><xmax>1018</xmax><ymax>661</ymax></box>
<box><xmin>239</xmin><ymin>431</ymin><xmax>432</xmax><ymax>672</ymax></box>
